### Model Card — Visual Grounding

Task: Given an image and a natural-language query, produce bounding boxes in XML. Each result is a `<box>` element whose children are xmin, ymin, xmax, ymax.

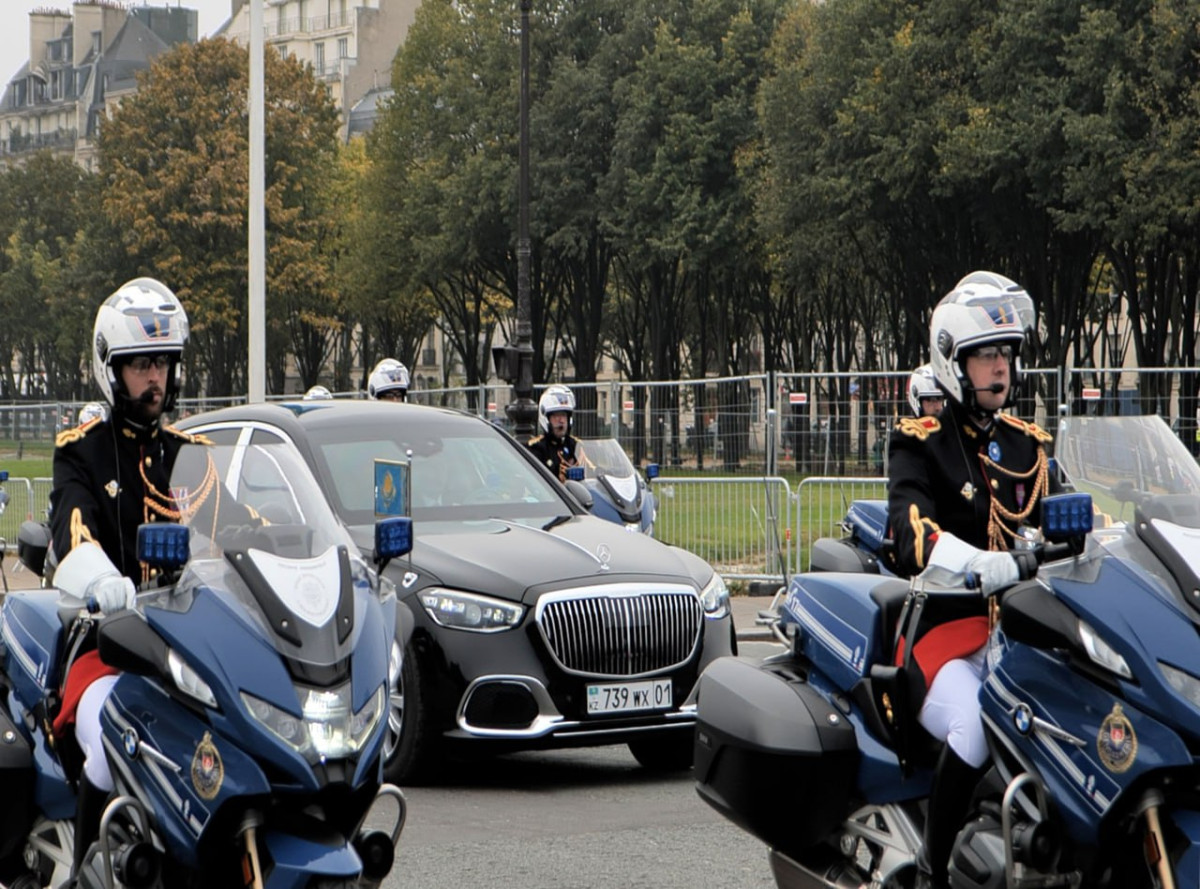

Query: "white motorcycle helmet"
<box><xmin>929</xmin><ymin>271</ymin><xmax>1034</xmax><ymax>412</ymax></box>
<box><xmin>92</xmin><ymin>278</ymin><xmax>188</xmax><ymax>412</ymax></box>
<box><xmin>906</xmin><ymin>364</ymin><xmax>942</xmax><ymax>417</ymax></box>
<box><xmin>538</xmin><ymin>384</ymin><xmax>576</xmax><ymax>434</ymax></box>
<box><xmin>367</xmin><ymin>358</ymin><xmax>410</xmax><ymax>401</ymax></box>
<box><xmin>77</xmin><ymin>402</ymin><xmax>107</xmax><ymax>425</ymax></box>
<box><xmin>303</xmin><ymin>385</ymin><xmax>333</xmax><ymax>400</ymax></box>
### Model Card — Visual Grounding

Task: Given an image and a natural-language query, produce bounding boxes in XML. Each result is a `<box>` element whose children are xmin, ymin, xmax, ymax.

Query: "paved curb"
<box><xmin>731</xmin><ymin>595</ymin><xmax>781</xmax><ymax>642</ymax></box>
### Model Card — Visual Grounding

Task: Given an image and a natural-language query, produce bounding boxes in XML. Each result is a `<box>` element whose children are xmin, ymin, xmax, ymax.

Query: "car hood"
<box><xmin>350</xmin><ymin>516</ymin><xmax>709</xmax><ymax>602</ymax></box>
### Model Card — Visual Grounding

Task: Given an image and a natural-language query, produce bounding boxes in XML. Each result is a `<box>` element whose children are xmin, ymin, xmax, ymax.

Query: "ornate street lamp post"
<box><xmin>494</xmin><ymin>0</ymin><xmax>538</xmax><ymax>436</ymax></box>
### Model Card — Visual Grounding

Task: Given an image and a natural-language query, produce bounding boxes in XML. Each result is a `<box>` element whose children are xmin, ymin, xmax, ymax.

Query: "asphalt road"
<box><xmin>374</xmin><ymin>641</ymin><xmax>784</xmax><ymax>889</ymax></box>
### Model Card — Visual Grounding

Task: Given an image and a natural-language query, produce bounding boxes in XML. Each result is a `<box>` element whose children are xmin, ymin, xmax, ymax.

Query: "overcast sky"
<box><xmin>1</xmin><ymin>2</ymin><xmax>235</xmax><ymax>86</ymax></box>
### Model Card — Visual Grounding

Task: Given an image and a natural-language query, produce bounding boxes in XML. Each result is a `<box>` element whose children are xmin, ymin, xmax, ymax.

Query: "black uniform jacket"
<box><xmin>887</xmin><ymin>400</ymin><xmax>1058</xmax><ymax>579</ymax></box>
<box><xmin>527</xmin><ymin>433</ymin><xmax>582</xmax><ymax>482</ymax></box>
<box><xmin>50</xmin><ymin>416</ymin><xmax>215</xmax><ymax>584</ymax></box>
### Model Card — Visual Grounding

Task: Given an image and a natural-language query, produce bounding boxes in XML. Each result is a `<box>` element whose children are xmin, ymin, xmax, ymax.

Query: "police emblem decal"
<box><xmin>191</xmin><ymin>731</ymin><xmax>225</xmax><ymax>800</ymax></box>
<box><xmin>1097</xmin><ymin>704</ymin><xmax>1137</xmax><ymax>773</ymax></box>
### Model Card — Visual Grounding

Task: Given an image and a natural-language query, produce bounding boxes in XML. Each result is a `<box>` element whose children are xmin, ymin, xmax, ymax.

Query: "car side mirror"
<box><xmin>565</xmin><ymin>479</ymin><xmax>593</xmax><ymax>509</ymax></box>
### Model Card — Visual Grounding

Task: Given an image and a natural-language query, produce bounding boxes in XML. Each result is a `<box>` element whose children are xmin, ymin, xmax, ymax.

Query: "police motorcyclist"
<box><xmin>303</xmin><ymin>384</ymin><xmax>333</xmax><ymax>400</ymax></box>
<box><xmin>887</xmin><ymin>271</ymin><xmax>1059</xmax><ymax>889</ymax></box>
<box><xmin>907</xmin><ymin>363</ymin><xmax>944</xmax><ymax>418</ymax></box>
<box><xmin>527</xmin><ymin>384</ymin><xmax>585</xmax><ymax>482</ymax></box>
<box><xmin>367</xmin><ymin>358</ymin><xmax>411</xmax><ymax>402</ymax></box>
<box><xmin>49</xmin><ymin>278</ymin><xmax>218</xmax><ymax>880</ymax></box>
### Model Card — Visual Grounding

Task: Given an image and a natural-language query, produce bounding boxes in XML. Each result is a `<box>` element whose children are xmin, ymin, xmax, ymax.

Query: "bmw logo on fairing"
<box><xmin>122</xmin><ymin>727</ymin><xmax>140</xmax><ymax>759</ymax></box>
<box><xmin>1014</xmin><ymin>703</ymin><xmax>1033</xmax><ymax>735</ymax></box>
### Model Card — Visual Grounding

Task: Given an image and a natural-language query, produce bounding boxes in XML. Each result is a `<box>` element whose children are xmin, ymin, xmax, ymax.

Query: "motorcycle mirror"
<box><xmin>98</xmin><ymin>610</ymin><xmax>169</xmax><ymax>678</ymax></box>
<box><xmin>566</xmin><ymin>466</ymin><xmax>585</xmax><ymax>482</ymax></box>
<box><xmin>137</xmin><ymin>523</ymin><xmax>190</xmax><ymax>571</ymax></box>
<box><xmin>645</xmin><ymin>463</ymin><xmax>660</xmax><ymax>481</ymax></box>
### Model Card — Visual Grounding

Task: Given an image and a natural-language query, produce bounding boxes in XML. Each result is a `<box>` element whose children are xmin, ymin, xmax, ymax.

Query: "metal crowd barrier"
<box><xmin>651</xmin><ymin>476</ymin><xmax>793</xmax><ymax>586</ymax></box>
<box><xmin>795</xmin><ymin>476</ymin><xmax>889</xmax><ymax>570</ymax></box>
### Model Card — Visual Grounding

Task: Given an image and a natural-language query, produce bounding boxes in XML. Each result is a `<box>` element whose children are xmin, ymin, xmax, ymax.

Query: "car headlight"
<box><xmin>700</xmin><ymin>572</ymin><xmax>730</xmax><ymax>619</ymax></box>
<box><xmin>168</xmin><ymin>648</ymin><xmax>217</xmax><ymax>708</ymax></box>
<box><xmin>1161</xmin><ymin>662</ymin><xmax>1200</xmax><ymax>708</ymax></box>
<box><xmin>419</xmin><ymin>587</ymin><xmax>524</xmax><ymax>632</ymax></box>
<box><xmin>1078</xmin><ymin>620</ymin><xmax>1131</xmax><ymax>679</ymax></box>
<box><xmin>241</xmin><ymin>682</ymin><xmax>385</xmax><ymax>763</ymax></box>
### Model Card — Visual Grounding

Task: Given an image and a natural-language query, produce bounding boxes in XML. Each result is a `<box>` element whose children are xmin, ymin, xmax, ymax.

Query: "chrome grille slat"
<box><xmin>536</xmin><ymin>588</ymin><xmax>703</xmax><ymax>678</ymax></box>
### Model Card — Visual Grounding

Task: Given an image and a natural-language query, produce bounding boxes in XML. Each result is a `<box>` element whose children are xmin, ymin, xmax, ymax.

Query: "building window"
<box><xmin>91</xmin><ymin>31</ymin><xmax>101</xmax><ymax>54</ymax></box>
<box><xmin>337</xmin><ymin>37</ymin><xmax>347</xmax><ymax>59</ymax></box>
<box><xmin>278</xmin><ymin>44</ymin><xmax>289</xmax><ymax>60</ymax></box>
<box><xmin>314</xmin><ymin>42</ymin><xmax>325</xmax><ymax>74</ymax></box>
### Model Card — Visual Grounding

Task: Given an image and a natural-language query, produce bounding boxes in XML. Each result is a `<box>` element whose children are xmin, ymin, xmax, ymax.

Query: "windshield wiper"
<box><xmin>541</xmin><ymin>515</ymin><xmax>571</xmax><ymax>532</ymax></box>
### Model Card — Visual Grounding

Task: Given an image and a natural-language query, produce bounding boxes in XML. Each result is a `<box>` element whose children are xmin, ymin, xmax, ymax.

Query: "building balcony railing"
<box><xmin>1</xmin><ymin>127</ymin><xmax>77</xmax><ymax>156</ymax></box>
<box><xmin>265</xmin><ymin>10</ymin><xmax>352</xmax><ymax>38</ymax></box>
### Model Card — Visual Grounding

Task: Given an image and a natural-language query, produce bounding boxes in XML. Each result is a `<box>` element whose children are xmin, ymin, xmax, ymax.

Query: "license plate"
<box><xmin>586</xmin><ymin>678</ymin><xmax>673</xmax><ymax>714</ymax></box>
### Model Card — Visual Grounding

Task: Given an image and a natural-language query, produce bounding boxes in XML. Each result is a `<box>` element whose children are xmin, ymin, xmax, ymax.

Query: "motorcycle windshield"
<box><xmin>1055</xmin><ymin>415</ymin><xmax>1200</xmax><ymax>522</ymax></box>
<box><xmin>147</xmin><ymin>441</ymin><xmax>376</xmax><ymax>668</ymax></box>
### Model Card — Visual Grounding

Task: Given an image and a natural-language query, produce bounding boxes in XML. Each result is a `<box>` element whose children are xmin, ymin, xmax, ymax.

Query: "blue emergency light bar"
<box><xmin>566</xmin><ymin>466</ymin><xmax>585</xmax><ymax>482</ymax></box>
<box><xmin>137</xmin><ymin>523</ymin><xmax>190</xmax><ymax>571</ymax></box>
<box><xmin>1042</xmin><ymin>492</ymin><xmax>1094</xmax><ymax>542</ymax></box>
<box><xmin>376</xmin><ymin>516</ymin><xmax>413</xmax><ymax>561</ymax></box>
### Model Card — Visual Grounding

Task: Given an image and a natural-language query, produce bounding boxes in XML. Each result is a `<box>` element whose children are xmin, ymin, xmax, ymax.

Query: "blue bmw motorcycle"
<box><xmin>694</xmin><ymin>414</ymin><xmax>1200</xmax><ymax>888</ymax></box>
<box><xmin>0</xmin><ymin>439</ymin><xmax>410</xmax><ymax>889</ymax></box>
<box><xmin>567</xmin><ymin>439</ymin><xmax>658</xmax><ymax>535</ymax></box>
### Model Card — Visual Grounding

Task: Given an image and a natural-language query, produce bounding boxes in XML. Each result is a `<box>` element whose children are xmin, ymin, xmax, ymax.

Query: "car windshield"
<box><xmin>1054</xmin><ymin>415</ymin><xmax>1200</xmax><ymax>521</ymax></box>
<box><xmin>145</xmin><ymin>441</ymin><xmax>374</xmax><ymax>667</ymax></box>
<box><xmin>309</xmin><ymin>418</ymin><xmax>571</xmax><ymax>528</ymax></box>
<box><xmin>576</xmin><ymin>439</ymin><xmax>637</xmax><ymax>482</ymax></box>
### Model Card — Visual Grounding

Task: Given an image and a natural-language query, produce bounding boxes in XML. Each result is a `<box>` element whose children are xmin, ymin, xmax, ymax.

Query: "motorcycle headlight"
<box><xmin>1161</xmin><ymin>662</ymin><xmax>1200</xmax><ymax>708</ymax></box>
<box><xmin>419</xmin><ymin>587</ymin><xmax>524</xmax><ymax>632</ymax></box>
<box><xmin>1078</xmin><ymin>621</ymin><xmax>1131</xmax><ymax>679</ymax></box>
<box><xmin>700</xmin><ymin>572</ymin><xmax>730</xmax><ymax>619</ymax></box>
<box><xmin>167</xmin><ymin>648</ymin><xmax>217</xmax><ymax>708</ymax></box>
<box><xmin>241</xmin><ymin>682</ymin><xmax>385</xmax><ymax>763</ymax></box>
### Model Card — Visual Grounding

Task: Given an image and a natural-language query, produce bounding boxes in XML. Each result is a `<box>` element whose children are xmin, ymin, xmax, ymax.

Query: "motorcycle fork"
<box><xmin>1138</xmin><ymin>790</ymin><xmax>1176</xmax><ymax>889</ymax></box>
<box><xmin>239</xmin><ymin>813</ymin><xmax>266</xmax><ymax>889</ymax></box>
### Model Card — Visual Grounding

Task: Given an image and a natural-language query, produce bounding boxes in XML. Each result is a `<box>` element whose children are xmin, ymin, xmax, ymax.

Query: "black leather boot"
<box><xmin>918</xmin><ymin>746</ymin><xmax>986</xmax><ymax>889</ymax></box>
<box><xmin>71</xmin><ymin>776</ymin><xmax>107</xmax><ymax>881</ymax></box>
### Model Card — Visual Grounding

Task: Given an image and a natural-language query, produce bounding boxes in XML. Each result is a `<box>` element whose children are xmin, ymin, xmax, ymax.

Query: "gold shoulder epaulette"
<box><xmin>164</xmin><ymin>425</ymin><xmax>213</xmax><ymax>446</ymax></box>
<box><xmin>897</xmin><ymin>416</ymin><xmax>940</xmax><ymax>441</ymax></box>
<box><xmin>528</xmin><ymin>435</ymin><xmax>543</xmax><ymax>445</ymax></box>
<box><xmin>56</xmin><ymin>427</ymin><xmax>85</xmax><ymax>447</ymax></box>
<box><xmin>998</xmin><ymin>413</ymin><xmax>1052</xmax><ymax>443</ymax></box>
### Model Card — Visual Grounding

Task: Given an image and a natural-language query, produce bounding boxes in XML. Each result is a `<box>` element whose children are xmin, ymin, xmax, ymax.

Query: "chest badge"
<box><xmin>1097</xmin><ymin>704</ymin><xmax>1137</xmax><ymax>773</ymax></box>
<box><xmin>988</xmin><ymin>441</ymin><xmax>1002</xmax><ymax>462</ymax></box>
<box><xmin>961</xmin><ymin>482</ymin><xmax>975</xmax><ymax>501</ymax></box>
<box><xmin>105</xmin><ymin>480</ymin><xmax>119</xmax><ymax>499</ymax></box>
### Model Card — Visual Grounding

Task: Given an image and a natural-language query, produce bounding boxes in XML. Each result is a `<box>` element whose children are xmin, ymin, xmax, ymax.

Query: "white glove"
<box><xmin>54</xmin><ymin>542</ymin><xmax>137</xmax><ymax>613</ymax></box>
<box><xmin>89</xmin><ymin>574</ymin><xmax>137</xmax><ymax>614</ymax></box>
<box><xmin>920</xmin><ymin>531</ymin><xmax>1020</xmax><ymax>595</ymax></box>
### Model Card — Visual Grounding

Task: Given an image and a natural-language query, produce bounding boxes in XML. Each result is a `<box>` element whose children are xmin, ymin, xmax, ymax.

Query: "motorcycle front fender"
<box><xmin>260</xmin><ymin>829</ymin><xmax>363</xmax><ymax>888</ymax></box>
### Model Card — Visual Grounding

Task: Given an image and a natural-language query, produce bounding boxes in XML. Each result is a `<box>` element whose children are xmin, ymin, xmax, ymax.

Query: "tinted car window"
<box><xmin>310</xmin><ymin>423</ymin><xmax>568</xmax><ymax>526</ymax></box>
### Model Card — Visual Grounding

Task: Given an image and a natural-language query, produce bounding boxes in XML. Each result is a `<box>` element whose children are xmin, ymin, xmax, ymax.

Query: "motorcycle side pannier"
<box><xmin>0</xmin><ymin>706</ymin><xmax>33</xmax><ymax>859</ymax></box>
<box><xmin>693</xmin><ymin>656</ymin><xmax>857</xmax><ymax>857</ymax></box>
